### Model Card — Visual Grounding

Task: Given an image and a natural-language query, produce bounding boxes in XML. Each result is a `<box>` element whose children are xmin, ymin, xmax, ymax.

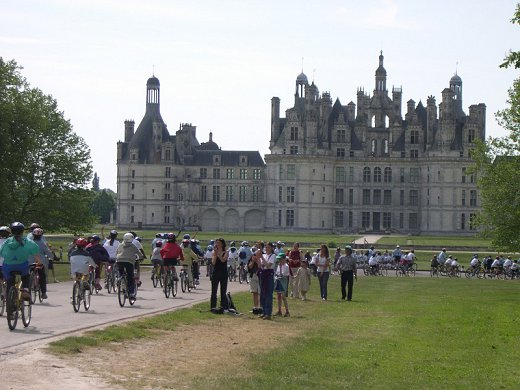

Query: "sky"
<box><xmin>1</xmin><ymin>0</ymin><xmax>518</xmax><ymax>191</ymax></box>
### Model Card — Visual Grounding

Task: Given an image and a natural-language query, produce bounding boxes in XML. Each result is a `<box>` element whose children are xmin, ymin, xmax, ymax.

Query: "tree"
<box><xmin>92</xmin><ymin>189</ymin><xmax>116</xmax><ymax>224</ymax></box>
<box><xmin>472</xmin><ymin>4</ymin><xmax>520</xmax><ymax>250</ymax></box>
<box><xmin>0</xmin><ymin>58</ymin><xmax>96</xmax><ymax>231</ymax></box>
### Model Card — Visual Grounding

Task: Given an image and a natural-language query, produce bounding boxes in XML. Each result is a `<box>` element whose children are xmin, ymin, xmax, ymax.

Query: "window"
<box><xmin>213</xmin><ymin>168</ymin><xmax>220</xmax><ymax>179</ymax></box>
<box><xmin>239</xmin><ymin>186</ymin><xmax>247</xmax><ymax>202</ymax></box>
<box><xmin>165</xmin><ymin>167</ymin><xmax>171</xmax><ymax>177</ymax></box>
<box><xmin>252</xmin><ymin>186</ymin><xmax>260</xmax><ymax>202</ymax></box>
<box><xmin>400</xmin><ymin>168</ymin><xmax>405</xmax><ymax>183</ymax></box>
<box><xmin>131</xmin><ymin>194</ymin><xmax>134</xmax><ymax>200</ymax></box>
<box><xmin>335</xmin><ymin>167</ymin><xmax>346</xmax><ymax>182</ymax></box>
<box><xmin>371</xmin><ymin>139</ymin><xmax>377</xmax><ymax>155</ymax></box>
<box><xmin>363</xmin><ymin>167</ymin><xmax>371</xmax><ymax>183</ymax></box>
<box><xmin>374</xmin><ymin>167</ymin><xmax>382</xmax><ymax>182</ymax></box>
<box><xmin>279</xmin><ymin>164</ymin><xmax>283</xmax><ymax>179</ymax></box>
<box><xmin>383</xmin><ymin>212</ymin><xmax>392</xmax><ymax>229</ymax></box>
<box><xmin>130</xmin><ymin>216</ymin><xmax>134</xmax><ymax>223</ymax></box>
<box><xmin>399</xmin><ymin>213</ymin><xmax>404</xmax><ymax>229</ymax></box>
<box><xmin>278</xmin><ymin>210</ymin><xmax>282</xmax><ymax>226</ymax></box>
<box><xmin>226</xmin><ymin>168</ymin><xmax>234</xmax><ymax>179</ymax></box>
<box><xmin>462</xmin><ymin>190</ymin><xmax>466</xmax><ymax>206</ymax></box>
<box><xmin>462</xmin><ymin>168</ymin><xmax>466</xmax><ymax>183</ymax></box>
<box><xmin>373</xmin><ymin>189</ymin><xmax>381</xmax><ymax>205</ymax></box>
<box><xmin>200</xmin><ymin>185</ymin><xmax>207</xmax><ymax>201</ymax></box>
<box><xmin>164</xmin><ymin>193</ymin><xmax>170</xmax><ymax>200</ymax></box>
<box><xmin>290</xmin><ymin>145</ymin><xmax>298</xmax><ymax>155</ymax></box>
<box><xmin>200</xmin><ymin>168</ymin><xmax>207</xmax><ymax>179</ymax></box>
<box><xmin>278</xmin><ymin>186</ymin><xmax>283</xmax><ymax>202</ymax></box>
<box><xmin>290</xmin><ymin>127</ymin><xmax>298</xmax><ymax>141</ymax></box>
<box><xmin>461</xmin><ymin>213</ymin><xmax>466</xmax><ymax>230</ymax></box>
<box><xmin>362</xmin><ymin>189</ymin><xmax>371</xmax><ymax>205</ymax></box>
<box><xmin>287</xmin><ymin>186</ymin><xmax>295</xmax><ymax>203</ymax></box>
<box><xmin>348</xmin><ymin>211</ymin><xmax>353</xmax><ymax>228</ymax></box>
<box><xmin>213</xmin><ymin>155</ymin><xmax>221</xmax><ymax>165</ymax></box>
<box><xmin>337</xmin><ymin>129</ymin><xmax>346</xmax><ymax>142</ymax></box>
<box><xmin>470</xmin><ymin>190</ymin><xmax>477</xmax><ymax>207</ymax></box>
<box><xmin>410</xmin><ymin>149</ymin><xmax>419</xmax><ymax>159</ymax></box>
<box><xmin>383</xmin><ymin>139</ymin><xmax>389</xmax><ymax>154</ymax></box>
<box><xmin>165</xmin><ymin>182</ymin><xmax>170</xmax><ymax>190</ymax></box>
<box><xmin>177</xmin><ymin>193</ymin><xmax>184</xmax><ymax>201</ymax></box>
<box><xmin>401</xmin><ymin>151</ymin><xmax>406</xmax><ymax>158</ymax></box>
<box><xmin>362</xmin><ymin>212</ymin><xmax>370</xmax><ymax>228</ymax></box>
<box><xmin>131</xmin><ymin>170</ymin><xmax>135</xmax><ymax>178</ymax></box>
<box><xmin>384</xmin><ymin>190</ymin><xmax>392</xmax><ymax>205</ymax></box>
<box><xmin>287</xmin><ymin>164</ymin><xmax>296</xmax><ymax>180</ymax></box>
<box><xmin>470</xmin><ymin>213</ymin><xmax>476</xmax><ymax>230</ymax></box>
<box><xmin>225</xmin><ymin>186</ymin><xmax>234</xmax><ymax>201</ymax></box>
<box><xmin>349</xmin><ymin>188</ymin><xmax>354</xmax><ymax>205</ymax></box>
<box><xmin>349</xmin><ymin>167</ymin><xmax>354</xmax><ymax>181</ymax></box>
<box><xmin>212</xmin><ymin>185</ymin><xmax>220</xmax><ymax>201</ymax></box>
<box><xmin>410</xmin><ymin>130</ymin><xmax>419</xmax><ymax>144</ymax></box>
<box><xmin>384</xmin><ymin>167</ymin><xmax>392</xmax><ymax>182</ymax></box>
<box><xmin>130</xmin><ymin>206</ymin><xmax>134</xmax><ymax>212</ymax></box>
<box><xmin>165</xmin><ymin>149</ymin><xmax>171</xmax><ymax>160</ymax></box>
<box><xmin>410</xmin><ymin>168</ymin><xmax>419</xmax><ymax>183</ymax></box>
<box><xmin>409</xmin><ymin>213</ymin><xmax>418</xmax><ymax>229</ymax></box>
<box><xmin>239</xmin><ymin>169</ymin><xmax>248</xmax><ymax>180</ymax></box>
<box><xmin>337</xmin><ymin>148</ymin><xmax>346</xmax><ymax>157</ymax></box>
<box><xmin>164</xmin><ymin>205</ymin><xmax>170</xmax><ymax>213</ymax></box>
<box><xmin>468</xmin><ymin>129</ymin><xmax>476</xmax><ymax>143</ymax></box>
<box><xmin>335</xmin><ymin>188</ymin><xmax>344</xmax><ymax>204</ymax></box>
<box><xmin>286</xmin><ymin>210</ymin><xmax>295</xmax><ymax>226</ymax></box>
<box><xmin>131</xmin><ymin>183</ymin><xmax>135</xmax><ymax>190</ymax></box>
<box><xmin>400</xmin><ymin>190</ymin><xmax>404</xmax><ymax>206</ymax></box>
<box><xmin>410</xmin><ymin>190</ymin><xmax>418</xmax><ymax>206</ymax></box>
<box><xmin>335</xmin><ymin>211</ymin><xmax>344</xmax><ymax>228</ymax></box>
<box><xmin>253</xmin><ymin>169</ymin><xmax>261</xmax><ymax>180</ymax></box>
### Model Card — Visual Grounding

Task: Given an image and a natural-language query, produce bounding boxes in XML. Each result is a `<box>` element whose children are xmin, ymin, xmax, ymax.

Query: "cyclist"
<box><xmin>150</xmin><ymin>240</ymin><xmax>163</xmax><ymax>281</ymax></box>
<box><xmin>190</xmin><ymin>239</ymin><xmax>203</xmax><ymax>284</ymax></box>
<box><xmin>204</xmin><ymin>244</ymin><xmax>214</xmax><ymax>277</ymax></box>
<box><xmin>431</xmin><ymin>254</ymin><xmax>440</xmax><ymax>271</ymax></box>
<box><xmin>116</xmin><ymin>233</ymin><xmax>143</xmax><ymax>299</ymax></box>
<box><xmin>102</xmin><ymin>230</ymin><xmax>120</xmax><ymax>289</ymax></box>
<box><xmin>160</xmin><ymin>233</ymin><xmax>184</xmax><ymax>287</ymax></box>
<box><xmin>69</xmin><ymin>238</ymin><xmax>96</xmax><ymax>289</ymax></box>
<box><xmin>151</xmin><ymin>233</ymin><xmax>163</xmax><ymax>252</ymax></box>
<box><xmin>181</xmin><ymin>238</ymin><xmax>197</xmax><ymax>288</ymax></box>
<box><xmin>87</xmin><ymin>235</ymin><xmax>110</xmax><ymax>291</ymax></box>
<box><xmin>469</xmin><ymin>254</ymin><xmax>480</xmax><ymax>272</ymax></box>
<box><xmin>227</xmin><ymin>242</ymin><xmax>239</xmax><ymax>281</ymax></box>
<box><xmin>129</xmin><ymin>231</ymin><xmax>146</xmax><ymax>287</ymax></box>
<box><xmin>0</xmin><ymin>226</ymin><xmax>11</xmax><ymax>284</ymax></box>
<box><xmin>30</xmin><ymin>228</ymin><xmax>53</xmax><ymax>300</ymax></box>
<box><xmin>0</xmin><ymin>222</ymin><xmax>41</xmax><ymax>301</ymax></box>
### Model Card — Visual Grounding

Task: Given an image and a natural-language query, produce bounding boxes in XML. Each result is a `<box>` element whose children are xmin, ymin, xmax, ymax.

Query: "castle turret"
<box><xmin>374</xmin><ymin>51</ymin><xmax>387</xmax><ymax>94</ymax></box>
<box><xmin>392</xmin><ymin>86</ymin><xmax>402</xmax><ymax>122</ymax></box>
<box><xmin>271</xmin><ymin>97</ymin><xmax>280</xmax><ymax>143</ymax></box>
<box><xmin>450</xmin><ymin>73</ymin><xmax>463</xmax><ymax>116</ymax></box>
<box><xmin>124</xmin><ymin>120</ymin><xmax>135</xmax><ymax>142</ymax></box>
<box><xmin>295</xmin><ymin>71</ymin><xmax>308</xmax><ymax>110</ymax></box>
<box><xmin>426</xmin><ymin>95</ymin><xmax>437</xmax><ymax>146</ymax></box>
<box><xmin>146</xmin><ymin>76</ymin><xmax>160</xmax><ymax>115</ymax></box>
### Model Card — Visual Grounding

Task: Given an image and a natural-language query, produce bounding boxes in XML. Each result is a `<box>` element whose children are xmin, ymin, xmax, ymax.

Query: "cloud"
<box><xmin>0</xmin><ymin>36</ymin><xmax>42</xmax><ymax>45</ymax></box>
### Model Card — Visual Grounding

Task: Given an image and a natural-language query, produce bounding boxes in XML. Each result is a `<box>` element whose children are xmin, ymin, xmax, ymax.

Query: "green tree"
<box><xmin>92</xmin><ymin>189</ymin><xmax>116</xmax><ymax>224</ymax></box>
<box><xmin>472</xmin><ymin>4</ymin><xmax>520</xmax><ymax>250</ymax></box>
<box><xmin>0</xmin><ymin>58</ymin><xmax>96</xmax><ymax>231</ymax></box>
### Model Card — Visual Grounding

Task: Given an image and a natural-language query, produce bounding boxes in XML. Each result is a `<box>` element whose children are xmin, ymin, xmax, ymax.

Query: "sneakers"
<box><xmin>42</xmin><ymin>293</ymin><xmax>48</xmax><ymax>300</ymax></box>
<box><xmin>21</xmin><ymin>289</ymin><xmax>31</xmax><ymax>301</ymax></box>
<box><xmin>274</xmin><ymin>311</ymin><xmax>283</xmax><ymax>316</ymax></box>
<box><xmin>137</xmin><ymin>280</ymin><xmax>142</xmax><ymax>287</ymax></box>
<box><xmin>284</xmin><ymin>312</ymin><xmax>290</xmax><ymax>317</ymax></box>
<box><xmin>262</xmin><ymin>315</ymin><xmax>272</xmax><ymax>320</ymax></box>
<box><xmin>95</xmin><ymin>283</ymin><xmax>103</xmax><ymax>291</ymax></box>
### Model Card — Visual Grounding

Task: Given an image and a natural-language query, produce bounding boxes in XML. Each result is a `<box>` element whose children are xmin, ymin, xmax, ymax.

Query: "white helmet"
<box><xmin>123</xmin><ymin>233</ymin><xmax>134</xmax><ymax>243</ymax></box>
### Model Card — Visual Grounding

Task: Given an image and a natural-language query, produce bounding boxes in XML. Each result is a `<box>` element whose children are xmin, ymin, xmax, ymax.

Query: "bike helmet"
<box><xmin>230</xmin><ymin>241</ymin><xmax>235</xmax><ymax>247</ymax></box>
<box><xmin>76</xmin><ymin>238</ymin><xmax>88</xmax><ymax>247</ymax></box>
<box><xmin>136</xmin><ymin>236</ymin><xmax>142</xmax><ymax>242</ymax></box>
<box><xmin>207</xmin><ymin>245</ymin><xmax>214</xmax><ymax>251</ymax></box>
<box><xmin>123</xmin><ymin>233</ymin><xmax>134</xmax><ymax>243</ymax></box>
<box><xmin>91</xmin><ymin>234</ymin><xmax>101</xmax><ymax>242</ymax></box>
<box><xmin>29</xmin><ymin>222</ymin><xmax>40</xmax><ymax>231</ymax></box>
<box><xmin>155</xmin><ymin>233</ymin><xmax>162</xmax><ymax>238</ymax></box>
<box><xmin>109</xmin><ymin>229</ymin><xmax>118</xmax><ymax>237</ymax></box>
<box><xmin>183</xmin><ymin>233</ymin><xmax>191</xmax><ymax>240</ymax></box>
<box><xmin>129</xmin><ymin>231</ymin><xmax>137</xmax><ymax>238</ymax></box>
<box><xmin>0</xmin><ymin>226</ymin><xmax>10</xmax><ymax>238</ymax></box>
<box><xmin>32</xmin><ymin>227</ymin><xmax>44</xmax><ymax>236</ymax></box>
<box><xmin>166</xmin><ymin>232</ymin><xmax>176</xmax><ymax>241</ymax></box>
<box><xmin>241</xmin><ymin>241</ymin><xmax>249</xmax><ymax>247</ymax></box>
<box><xmin>156</xmin><ymin>240</ymin><xmax>163</xmax><ymax>247</ymax></box>
<box><xmin>182</xmin><ymin>238</ymin><xmax>190</xmax><ymax>246</ymax></box>
<box><xmin>10</xmin><ymin>222</ymin><xmax>25</xmax><ymax>235</ymax></box>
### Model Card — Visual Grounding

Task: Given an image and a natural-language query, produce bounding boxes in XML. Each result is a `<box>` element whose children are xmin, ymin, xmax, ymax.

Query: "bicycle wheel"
<box><xmin>72</xmin><ymin>281</ymin><xmax>81</xmax><ymax>312</ymax></box>
<box><xmin>181</xmin><ymin>273</ymin><xmax>187</xmax><ymax>293</ymax></box>
<box><xmin>0</xmin><ymin>282</ymin><xmax>5</xmax><ymax>317</ymax></box>
<box><xmin>228</xmin><ymin>270</ymin><xmax>233</xmax><ymax>282</ymax></box>
<box><xmin>172</xmin><ymin>279</ymin><xmax>178</xmax><ymax>297</ymax></box>
<box><xmin>21</xmin><ymin>298</ymin><xmax>31</xmax><ymax>327</ymax></box>
<box><xmin>118</xmin><ymin>277</ymin><xmax>127</xmax><ymax>307</ymax></box>
<box><xmin>152</xmin><ymin>267</ymin><xmax>159</xmax><ymax>288</ymax></box>
<box><xmin>29</xmin><ymin>273</ymin><xmax>37</xmax><ymax>304</ymax></box>
<box><xmin>187</xmin><ymin>276</ymin><xmax>192</xmax><ymax>292</ymax></box>
<box><xmin>7</xmin><ymin>287</ymin><xmax>18</xmax><ymax>330</ymax></box>
<box><xmin>164</xmin><ymin>274</ymin><xmax>171</xmax><ymax>298</ymax></box>
<box><xmin>409</xmin><ymin>267</ymin><xmax>416</xmax><ymax>277</ymax></box>
<box><xmin>83</xmin><ymin>285</ymin><xmax>91</xmax><ymax>311</ymax></box>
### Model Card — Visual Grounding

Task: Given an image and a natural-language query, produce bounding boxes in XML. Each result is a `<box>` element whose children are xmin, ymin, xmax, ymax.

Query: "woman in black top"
<box><xmin>210</xmin><ymin>238</ymin><xmax>229</xmax><ymax>311</ymax></box>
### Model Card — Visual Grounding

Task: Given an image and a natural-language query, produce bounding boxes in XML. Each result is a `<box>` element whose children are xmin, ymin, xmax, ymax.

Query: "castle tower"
<box><xmin>271</xmin><ymin>97</ymin><xmax>281</xmax><ymax>145</ymax></box>
<box><xmin>295</xmin><ymin>71</ymin><xmax>308</xmax><ymax>110</ymax></box>
<box><xmin>450</xmin><ymin>73</ymin><xmax>463</xmax><ymax>116</ymax></box>
<box><xmin>146</xmin><ymin>75</ymin><xmax>160</xmax><ymax>115</ymax></box>
<box><xmin>374</xmin><ymin>51</ymin><xmax>387</xmax><ymax>94</ymax></box>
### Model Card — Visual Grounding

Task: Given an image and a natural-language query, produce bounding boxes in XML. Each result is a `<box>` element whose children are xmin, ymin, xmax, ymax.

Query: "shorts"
<box><xmin>249</xmin><ymin>273</ymin><xmax>260</xmax><ymax>294</ymax></box>
<box><xmin>48</xmin><ymin>259</ymin><xmax>54</xmax><ymax>270</ymax></box>
<box><xmin>163</xmin><ymin>258</ymin><xmax>179</xmax><ymax>267</ymax></box>
<box><xmin>274</xmin><ymin>276</ymin><xmax>288</xmax><ymax>293</ymax></box>
<box><xmin>152</xmin><ymin>258</ymin><xmax>163</xmax><ymax>267</ymax></box>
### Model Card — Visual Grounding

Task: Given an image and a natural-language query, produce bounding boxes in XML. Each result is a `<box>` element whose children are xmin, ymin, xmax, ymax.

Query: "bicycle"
<box><xmin>72</xmin><ymin>266</ymin><xmax>93</xmax><ymax>312</ymax></box>
<box><xmin>117</xmin><ymin>266</ymin><xmax>136</xmax><ymax>307</ymax></box>
<box><xmin>151</xmin><ymin>262</ymin><xmax>164</xmax><ymax>288</ymax></box>
<box><xmin>430</xmin><ymin>266</ymin><xmax>440</xmax><ymax>277</ymax></box>
<box><xmin>163</xmin><ymin>266</ymin><xmax>178</xmax><ymax>298</ymax></box>
<box><xmin>396</xmin><ymin>263</ymin><xmax>416</xmax><ymax>277</ymax></box>
<box><xmin>228</xmin><ymin>265</ymin><xmax>237</xmax><ymax>282</ymax></box>
<box><xmin>87</xmin><ymin>263</ymin><xmax>101</xmax><ymax>294</ymax></box>
<box><xmin>29</xmin><ymin>263</ymin><xmax>43</xmax><ymax>304</ymax></box>
<box><xmin>105</xmin><ymin>262</ymin><xmax>118</xmax><ymax>294</ymax></box>
<box><xmin>179</xmin><ymin>264</ymin><xmax>192</xmax><ymax>293</ymax></box>
<box><xmin>6</xmin><ymin>271</ymin><xmax>32</xmax><ymax>330</ymax></box>
<box><xmin>238</xmin><ymin>263</ymin><xmax>249</xmax><ymax>284</ymax></box>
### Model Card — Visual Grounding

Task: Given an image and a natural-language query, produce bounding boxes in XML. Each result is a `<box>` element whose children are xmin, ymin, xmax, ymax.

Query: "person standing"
<box><xmin>259</xmin><ymin>242</ymin><xmax>276</xmax><ymax>320</ymax></box>
<box><xmin>210</xmin><ymin>238</ymin><xmax>229</xmax><ymax>311</ymax></box>
<box><xmin>288</xmin><ymin>242</ymin><xmax>302</xmax><ymax>298</ymax></box>
<box><xmin>336</xmin><ymin>245</ymin><xmax>358</xmax><ymax>301</ymax></box>
<box><xmin>316</xmin><ymin>244</ymin><xmax>331</xmax><ymax>301</ymax></box>
<box><xmin>274</xmin><ymin>253</ymin><xmax>290</xmax><ymax>317</ymax></box>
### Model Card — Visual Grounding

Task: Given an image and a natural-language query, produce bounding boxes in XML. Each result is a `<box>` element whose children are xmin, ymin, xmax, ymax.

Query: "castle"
<box><xmin>116</xmin><ymin>52</ymin><xmax>485</xmax><ymax>234</ymax></box>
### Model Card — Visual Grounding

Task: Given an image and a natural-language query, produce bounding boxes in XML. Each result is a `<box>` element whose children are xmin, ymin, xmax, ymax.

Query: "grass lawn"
<box><xmin>49</xmin><ymin>275</ymin><xmax>520</xmax><ymax>389</ymax></box>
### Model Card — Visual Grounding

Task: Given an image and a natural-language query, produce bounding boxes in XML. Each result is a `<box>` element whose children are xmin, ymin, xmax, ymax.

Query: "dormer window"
<box><xmin>239</xmin><ymin>155</ymin><xmax>248</xmax><ymax>166</ymax></box>
<box><xmin>213</xmin><ymin>155</ymin><xmax>221</xmax><ymax>166</ymax></box>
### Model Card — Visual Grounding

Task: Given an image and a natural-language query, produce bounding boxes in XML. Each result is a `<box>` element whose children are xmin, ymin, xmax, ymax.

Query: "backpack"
<box><xmin>239</xmin><ymin>250</ymin><xmax>247</xmax><ymax>260</ymax></box>
<box><xmin>227</xmin><ymin>292</ymin><xmax>237</xmax><ymax>311</ymax></box>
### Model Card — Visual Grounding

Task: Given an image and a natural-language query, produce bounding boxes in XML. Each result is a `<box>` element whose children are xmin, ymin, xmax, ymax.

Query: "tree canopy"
<box><xmin>0</xmin><ymin>58</ymin><xmax>96</xmax><ymax>231</ymax></box>
<box><xmin>472</xmin><ymin>4</ymin><xmax>520</xmax><ymax>251</ymax></box>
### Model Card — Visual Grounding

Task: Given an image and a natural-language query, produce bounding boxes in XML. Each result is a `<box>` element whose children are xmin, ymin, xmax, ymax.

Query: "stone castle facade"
<box><xmin>116</xmin><ymin>52</ymin><xmax>485</xmax><ymax>234</ymax></box>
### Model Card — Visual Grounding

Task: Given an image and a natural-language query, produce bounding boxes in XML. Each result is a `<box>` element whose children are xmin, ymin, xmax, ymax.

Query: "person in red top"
<box><xmin>160</xmin><ymin>233</ymin><xmax>184</xmax><ymax>284</ymax></box>
<box><xmin>288</xmin><ymin>242</ymin><xmax>303</xmax><ymax>298</ymax></box>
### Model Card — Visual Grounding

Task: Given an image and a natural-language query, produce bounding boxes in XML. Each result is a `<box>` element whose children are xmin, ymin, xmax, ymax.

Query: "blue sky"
<box><xmin>1</xmin><ymin>0</ymin><xmax>518</xmax><ymax>190</ymax></box>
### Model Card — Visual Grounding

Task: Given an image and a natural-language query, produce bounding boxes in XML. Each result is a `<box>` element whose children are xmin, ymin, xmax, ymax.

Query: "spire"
<box><xmin>375</xmin><ymin>51</ymin><xmax>387</xmax><ymax>93</ymax></box>
<box><xmin>146</xmin><ymin>74</ymin><xmax>160</xmax><ymax>114</ymax></box>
